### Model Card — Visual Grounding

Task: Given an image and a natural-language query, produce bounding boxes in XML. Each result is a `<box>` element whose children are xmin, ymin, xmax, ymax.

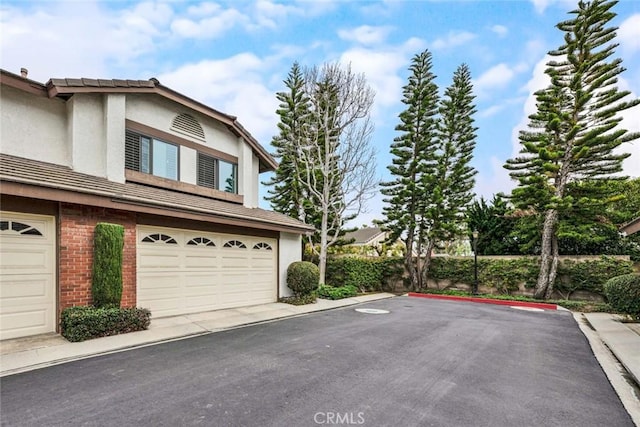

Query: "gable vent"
<box><xmin>171</xmin><ymin>113</ymin><xmax>205</xmax><ymax>140</ymax></box>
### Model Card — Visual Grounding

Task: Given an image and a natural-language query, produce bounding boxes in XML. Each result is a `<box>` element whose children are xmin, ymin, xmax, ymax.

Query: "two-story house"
<box><xmin>0</xmin><ymin>68</ymin><xmax>313</xmax><ymax>340</ymax></box>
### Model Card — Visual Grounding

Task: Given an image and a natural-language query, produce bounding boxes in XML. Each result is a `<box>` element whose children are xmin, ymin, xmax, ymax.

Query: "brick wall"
<box><xmin>58</xmin><ymin>204</ymin><xmax>137</xmax><ymax>312</ymax></box>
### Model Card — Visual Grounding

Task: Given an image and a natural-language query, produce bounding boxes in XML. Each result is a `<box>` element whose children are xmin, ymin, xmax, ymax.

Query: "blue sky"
<box><xmin>2</xmin><ymin>0</ymin><xmax>639</xmax><ymax>226</ymax></box>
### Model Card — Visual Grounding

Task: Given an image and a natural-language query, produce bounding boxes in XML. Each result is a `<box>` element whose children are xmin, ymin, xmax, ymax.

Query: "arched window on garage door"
<box><xmin>223</xmin><ymin>240</ymin><xmax>246</xmax><ymax>249</ymax></box>
<box><xmin>0</xmin><ymin>221</ymin><xmax>43</xmax><ymax>236</ymax></box>
<box><xmin>252</xmin><ymin>242</ymin><xmax>272</xmax><ymax>251</ymax></box>
<box><xmin>141</xmin><ymin>233</ymin><xmax>177</xmax><ymax>244</ymax></box>
<box><xmin>187</xmin><ymin>237</ymin><xmax>216</xmax><ymax>247</ymax></box>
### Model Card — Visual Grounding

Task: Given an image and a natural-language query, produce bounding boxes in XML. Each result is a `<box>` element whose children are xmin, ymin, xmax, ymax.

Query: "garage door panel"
<box><xmin>138</xmin><ymin>252</ymin><xmax>182</xmax><ymax>269</ymax></box>
<box><xmin>137</xmin><ymin>226</ymin><xmax>277</xmax><ymax>318</ymax></box>
<box><xmin>0</xmin><ymin>247</ymin><xmax>50</xmax><ymax>274</ymax></box>
<box><xmin>220</xmin><ymin>255</ymin><xmax>250</xmax><ymax>269</ymax></box>
<box><xmin>0</xmin><ymin>275</ymin><xmax>51</xmax><ymax>301</ymax></box>
<box><xmin>140</xmin><ymin>297</ymin><xmax>183</xmax><ymax>317</ymax></box>
<box><xmin>184</xmin><ymin>254</ymin><xmax>219</xmax><ymax>269</ymax></box>
<box><xmin>1</xmin><ymin>212</ymin><xmax>56</xmax><ymax>340</ymax></box>
<box><xmin>1</xmin><ymin>309</ymin><xmax>49</xmax><ymax>333</ymax></box>
<box><xmin>251</xmin><ymin>257</ymin><xmax>274</xmax><ymax>268</ymax></box>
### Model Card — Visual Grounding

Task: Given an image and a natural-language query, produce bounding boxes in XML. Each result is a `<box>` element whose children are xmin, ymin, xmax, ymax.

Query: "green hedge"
<box><xmin>322</xmin><ymin>255</ymin><xmax>633</xmax><ymax>298</ymax></box>
<box><xmin>92</xmin><ymin>223</ymin><xmax>125</xmax><ymax>308</ymax></box>
<box><xmin>428</xmin><ymin>255</ymin><xmax>632</xmax><ymax>297</ymax></box>
<box><xmin>604</xmin><ymin>274</ymin><xmax>640</xmax><ymax>319</ymax></box>
<box><xmin>428</xmin><ymin>257</ymin><xmax>540</xmax><ymax>293</ymax></box>
<box><xmin>325</xmin><ymin>257</ymin><xmax>403</xmax><ymax>291</ymax></box>
<box><xmin>317</xmin><ymin>284</ymin><xmax>358</xmax><ymax>300</ymax></box>
<box><xmin>61</xmin><ymin>306</ymin><xmax>151</xmax><ymax>342</ymax></box>
<box><xmin>556</xmin><ymin>257</ymin><xmax>634</xmax><ymax>298</ymax></box>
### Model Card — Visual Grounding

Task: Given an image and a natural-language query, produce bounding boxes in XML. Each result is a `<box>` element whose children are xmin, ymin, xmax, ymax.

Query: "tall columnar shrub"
<box><xmin>92</xmin><ymin>223</ymin><xmax>125</xmax><ymax>308</ymax></box>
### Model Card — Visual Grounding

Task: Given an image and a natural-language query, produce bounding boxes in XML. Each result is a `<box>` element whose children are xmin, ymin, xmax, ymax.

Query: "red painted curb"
<box><xmin>408</xmin><ymin>292</ymin><xmax>558</xmax><ymax>310</ymax></box>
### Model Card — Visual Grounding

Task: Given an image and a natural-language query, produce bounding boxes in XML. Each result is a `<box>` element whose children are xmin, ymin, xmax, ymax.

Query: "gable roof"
<box><xmin>0</xmin><ymin>69</ymin><xmax>277</xmax><ymax>172</ymax></box>
<box><xmin>343</xmin><ymin>227</ymin><xmax>386</xmax><ymax>245</ymax></box>
<box><xmin>0</xmin><ymin>154</ymin><xmax>313</xmax><ymax>234</ymax></box>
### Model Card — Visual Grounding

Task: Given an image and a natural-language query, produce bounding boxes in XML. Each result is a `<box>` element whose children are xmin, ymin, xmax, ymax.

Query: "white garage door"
<box><xmin>0</xmin><ymin>212</ymin><xmax>56</xmax><ymax>340</ymax></box>
<box><xmin>137</xmin><ymin>225</ymin><xmax>277</xmax><ymax>317</ymax></box>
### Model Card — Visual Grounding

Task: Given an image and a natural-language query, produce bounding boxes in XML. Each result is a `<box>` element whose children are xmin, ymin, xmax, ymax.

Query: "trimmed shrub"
<box><xmin>287</xmin><ymin>261</ymin><xmax>320</xmax><ymax>297</ymax></box>
<box><xmin>61</xmin><ymin>306</ymin><xmax>151</xmax><ymax>342</ymax></box>
<box><xmin>92</xmin><ymin>223</ymin><xmax>125</xmax><ymax>308</ymax></box>
<box><xmin>317</xmin><ymin>284</ymin><xmax>358</xmax><ymax>300</ymax></box>
<box><xmin>604</xmin><ymin>274</ymin><xmax>640</xmax><ymax>319</ymax></box>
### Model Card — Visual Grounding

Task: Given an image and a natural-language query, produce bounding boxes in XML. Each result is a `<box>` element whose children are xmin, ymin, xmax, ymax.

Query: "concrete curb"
<box><xmin>0</xmin><ymin>293</ymin><xmax>395</xmax><ymax>377</ymax></box>
<box><xmin>574</xmin><ymin>313</ymin><xmax>640</xmax><ymax>426</ymax></box>
<box><xmin>408</xmin><ymin>292</ymin><xmax>558</xmax><ymax>310</ymax></box>
<box><xmin>583</xmin><ymin>313</ymin><xmax>640</xmax><ymax>387</ymax></box>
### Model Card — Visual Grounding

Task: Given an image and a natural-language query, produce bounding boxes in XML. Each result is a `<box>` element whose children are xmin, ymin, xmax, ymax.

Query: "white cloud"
<box><xmin>478</xmin><ymin>104</ymin><xmax>506</xmax><ymax>119</ymax></box>
<box><xmin>158</xmin><ymin>54</ymin><xmax>279</xmax><ymax>144</ymax></box>
<box><xmin>170</xmin><ymin>6</ymin><xmax>247</xmax><ymax>39</ymax></box>
<box><xmin>529</xmin><ymin>0</ymin><xmax>575</xmax><ymax>14</ymax></box>
<box><xmin>618</xmin><ymin>14</ymin><xmax>640</xmax><ymax>57</ymax></box>
<box><xmin>338</xmin><ymin>25</ymin><xmax>393</xmax><ymax>46</ymax></box>
<box><xmin>251</xmin><ymin>0</ymin><xmax>302</xmax><ymax>30</ymax></box>
<box><xmin>474</xmin><ymin>156</ymin><xmax>515</xmax><ymax>199</ymax></box>
<box><xmin>0</xmin><ymin>1</ymin><xmax>168</xmax><ymax>81</ymax></box>
<box><xmin>340</xmin><ymin>37</ymin><xmax>426</xmax><ymax>112</ymax></box>
<box><xmin>491</xmin><ymin>25</ymin><xmax>508</xmax><ymax>37</ymax></box>
<box><xmin>510</xmin><ymin>56</ymin><xmax>551</xmax><ymax>156</ymax></box>
<box><xmin>616</xmin><ymin>81</ymin><xmax>640</xmax><ymax>177</ymax></box>
<box><xmin>473</xmin><ymin>63</ymin><xmax>517</xmax><ymax>96</ymax></box>
<box><xmin>430</xmin><ymin>31</ymin><xmax>476</xmax><ymax>50</ymax></box>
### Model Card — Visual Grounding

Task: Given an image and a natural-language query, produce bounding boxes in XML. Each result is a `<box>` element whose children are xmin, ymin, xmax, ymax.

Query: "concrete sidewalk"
<box><xmin>0</xmin><ymin>293</ymin><xmax>395</xmax><ymax>377</ymax></box>
<box><xmin>576</xmin><ymin>312</ymin><xmax>640</xmax><ymax>425</ymax></box>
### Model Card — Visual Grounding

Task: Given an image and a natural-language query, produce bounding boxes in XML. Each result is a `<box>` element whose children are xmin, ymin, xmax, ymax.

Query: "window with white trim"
<box><xmin>126</xmin><ymin>130</ymin><xmax>179</xmax><ymax>180</ymax></box>
<box><xmin>197</xmin><ymin>153</ymin><xmax>238</xmax><ymax>194</ymax></box>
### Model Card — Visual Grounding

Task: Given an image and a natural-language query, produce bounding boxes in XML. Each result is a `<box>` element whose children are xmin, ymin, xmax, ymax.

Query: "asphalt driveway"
<box><xmin>0</xmin><ymin>297</ymin><xmax>633</xmax><ymax>426</ymax></box>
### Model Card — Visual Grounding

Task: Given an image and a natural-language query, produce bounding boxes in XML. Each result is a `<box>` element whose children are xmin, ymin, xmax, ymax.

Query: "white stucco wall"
<box><xmin>104</xmin><ymin>94</ymin><xmax>126</xmax><ymax>183</ymax></box>
<box><xmin>180</xmin><ymin>146</ymin><xmax>197</xmax><ymax>185</ymax></box>
<box><xmin>239</xmin><ymin>141</ymin><xmax>260</xmax><ymax>208</ymax></box>
<box><xmin>279</xmin><ymin>232</ymin><xmax>302</xmax><ymax>297</ymax></box>
<box><xmin>0</xmin><ymin>85</ymin><xmax>69</xmax><ymax>166</ymax></box>
<box><xmin>68</xmin><ymin>94</ymin><xmax>106</xmax><ymax>177</ymax></box>
<box><xmin>125</xmin><ymin>95</ymin><xmax>239</xmax><ymax>157</ymax></box>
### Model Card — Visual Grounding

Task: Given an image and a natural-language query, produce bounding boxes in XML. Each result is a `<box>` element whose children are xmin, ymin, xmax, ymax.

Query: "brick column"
<box><xmin>58</xmin><ymin>204</ymin><xmax>137</xmax><ymax>314</ymax></box>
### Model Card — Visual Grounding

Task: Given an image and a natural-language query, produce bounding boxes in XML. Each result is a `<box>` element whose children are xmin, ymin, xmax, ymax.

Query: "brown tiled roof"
<box><xmin>0</xmin><ymin>154</ymin><xmax>313</xmax><ymax>234</ymax></box>
<box><xmin>49</xmin><ymin>78</ymin><xmax>156</xmax><ymax>89</ymax></box>
<box><xmin>343</xmin><ymin>227</ymin><xmax>386</xmax><ymax>245</ymax></box>
<box><xmin>0</xmin><ymin>69</ymin><xmax>276</xmax><ymax>172</ymax></box>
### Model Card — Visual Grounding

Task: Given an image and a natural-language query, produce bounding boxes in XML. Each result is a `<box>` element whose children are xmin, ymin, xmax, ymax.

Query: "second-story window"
<box><xmin>197</xmin><ymin>153</ymin><xmax>237</xmax><ymax>194</ymax></box>
<box><xmin>126</xmin><ymin>130</ymin><xmax>179</xmax><ymax>180</ymax></box>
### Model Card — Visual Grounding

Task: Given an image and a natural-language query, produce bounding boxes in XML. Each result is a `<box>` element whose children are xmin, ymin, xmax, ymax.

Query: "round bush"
<box><xmin>287</xmin><ymin>261</ymin><xmax>320</xmax><ymax>297</ymax></box>
<box><xmin>604</xmin><ymin>274</ymin><xmax>640</xmax><ymax>319</ymax></box>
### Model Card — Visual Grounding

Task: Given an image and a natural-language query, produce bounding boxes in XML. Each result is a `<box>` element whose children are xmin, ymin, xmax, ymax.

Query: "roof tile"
<box><xmin>0</xmin><ymin>154</ymin><xmax>312</xmax><ymax>233</ymax></box>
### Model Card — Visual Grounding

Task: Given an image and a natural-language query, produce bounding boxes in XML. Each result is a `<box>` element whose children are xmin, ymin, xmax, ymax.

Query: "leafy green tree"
<box><xmin>267</xmin><ymin>63</ymin><xmax>376</xmax><ymax>282</ymax></box>
<box><xmin>381</xmin><ymin>50</ymin><xmax>441</xmax><ymax>290</ymax></box>
<box><xmin>263</xmin><ymin>62</ymin><xmax>311</xmax><ymax>221</ymax></box>
<box><xmin>505</xmin><ymin>0</ymin><xmax>639</xmax><ymax>299</ymax></box>
<box><xmin>382</xmin><ymin>53</ymin><xmax>477</xmax><ymax>290</ymax></box>
<box><xmin>467</xmin><ymin>196</ymin><xmax>521</xmax><ymax>255</ymax></box>
<box><xmin>430</xmin><ymin>63</ymin><xmax>478</xmax><ymax>256</ymax></box>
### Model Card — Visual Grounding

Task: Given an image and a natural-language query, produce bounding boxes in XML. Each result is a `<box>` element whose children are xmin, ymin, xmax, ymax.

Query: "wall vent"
<box><xmin>171</xmin><ymin>113</ymin><xmax>205</xmax><ymax>140</ymax></box>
